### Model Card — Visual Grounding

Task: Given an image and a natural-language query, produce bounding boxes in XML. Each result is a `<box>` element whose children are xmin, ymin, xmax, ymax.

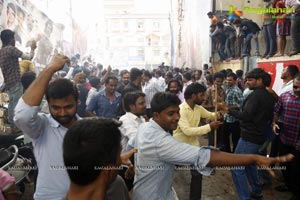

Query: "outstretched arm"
<box><xmin>22</xmin><ymin>54</ymin><xmax>70</xmax><ymax>106</ymax></box>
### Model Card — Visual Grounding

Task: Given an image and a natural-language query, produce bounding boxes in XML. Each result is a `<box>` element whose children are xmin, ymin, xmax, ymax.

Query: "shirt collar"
<box><xmin>149</xmin><ymin>118</ymin><xmax>169</xmax><ymax>136</ymax></box>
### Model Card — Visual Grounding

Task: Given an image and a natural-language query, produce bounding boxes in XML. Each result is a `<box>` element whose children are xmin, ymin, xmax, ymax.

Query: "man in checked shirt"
<box><xmin>272</xmin><ymin>73</ymin><xmax>300</xmax><ymax>200</ymax></box>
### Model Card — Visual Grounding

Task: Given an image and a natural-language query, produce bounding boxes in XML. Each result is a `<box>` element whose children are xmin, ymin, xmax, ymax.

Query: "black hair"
<box><xmin>151</xmin><ymin>92</ymin><xmax>181</xmax><ymax>113</ymax></box>
<box><xmin>216</xmin><ymin>22</ymin><xmax>224</xmax><ymax>28</ymax></box>
<box><xmin>120</xmin><ymin>69</ymin><xmax>129</xmax><ymax>77</ymax></box>
<box><xmin>183</xmin><ymin>72</ymin><xmax>192</xmax><ymax>81</ymax></box>
<box><xmin>245</xmin><ymin>68</ymin><xmax>266</xmax><ymax>80</ymax></box>
<box><xmin>155</xmin><ymin>70</ymin><xmax>163</xmax><ymax>77</ymax></box>
<box><xmin>233</xmin><ymin>19</ymin><xmax>241</xmax><ymax>24</ymax></box>
<box><xmin>123</xmin><ymin>91</ymin><xmax>145</xmax><ymax>112</ymax></box>
<box><xmin>227</xmin><ymin>72</ymin><xmax>238</xmax><ymax>80</ymax></box>
<box><xmin>236</xmin><ymin>69</ymin><xmax>244</xmax><ymax>77</ymax></box>
<box><xmin>286</xmin><ymin>65</ymin><xmax>299</xmax><ymax>78</ymax></box>
<box><xmin>203</xmin><ymin>64</ymin><xmax>209</xmax><ymax>70</ymax></box>
<box><xmin>105</xmin><ymin>76</ymin><xmax>118</xmax><ymax>84</ymax></box>
<box><xmin>263</xmin><ymin>72</ymin><xmax>272</xmax><ymax>87</ymax></box>
<box><xmin>130</xmin><ymin>68</ymin><xmax>142</xmax><ymax>82</ymax></box>
<box><xmin>213</xmin><ymin>72</ymin><xmax>225</xmax><ymax>80</ymax></box>
<box><xmin>174</xmin><ymin>67</ymin><xmax>180</xmax><ymax>73</ymax></box>
<box><xmin>143</xmin><ymin>70</ymin><xmax>152</xmax><ymax>78</ymax></box>
<box><xmin>63</xmin><ymin>117</ymin><xmax>121</xmax><ymax>186</ymax></box>
<box><xmin>0</xmin><ymin>29</ymin><xmax>14</xmax><ymax>46</ymax></box>
<box><xmin>206</xmin><ymin>74</ymin><xmax>213</xmax><ymax>84</ymax></box>
<box><xmin>45</xmin><ymin>78</ymin><xmax>79</xmax><ymax>102</ymax></box>
<box><xmin>165</xmin><ymin>71</ymin><xmax>173</xmax><ymax>79</ymax></box>
<box><xmin>166</xmin><ymin>79</ymin><xmax>182</xmax><ymax>92</ymax></box>
<box><xmin>89</xmin><ymin>76</ymin><xmax>100</xmax><ymax>88</ymax></box>
<box><xmin>184</xmin><ymin>82</ymin><xmax>207</xmax><ymax>100</ymax></box>
<box><xmin>207</xmin><ymin>11</ymin><xmax>213</xmax><ymax>16</ymax></box>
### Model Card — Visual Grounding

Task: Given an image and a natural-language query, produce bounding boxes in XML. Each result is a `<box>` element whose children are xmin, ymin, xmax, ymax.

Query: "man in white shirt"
<box><xmin>119</xmin><ymin>91</ymin><xmax>146</xmax><ymax>190</ymax></box>
<box><xmin>278</xmin><ymin>65</ymin><xmax>299</xmax><ymax>95</ymax></box>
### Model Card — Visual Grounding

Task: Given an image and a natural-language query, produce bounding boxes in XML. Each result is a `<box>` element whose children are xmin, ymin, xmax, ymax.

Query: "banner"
<box><xmin>0</xmin><ymin>0</ymin><xmax>87</xmax><ymax>66</ymax></box>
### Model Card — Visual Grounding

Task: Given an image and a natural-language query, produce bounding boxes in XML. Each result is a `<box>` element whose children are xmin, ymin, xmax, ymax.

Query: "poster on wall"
<box><xmin>0</xmin><ymin>0</ymin><xmax>87</xmax><ymax>69</ymax></box>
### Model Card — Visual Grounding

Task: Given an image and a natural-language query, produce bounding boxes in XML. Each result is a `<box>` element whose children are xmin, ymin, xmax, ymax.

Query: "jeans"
<box><xmin>223</xmin><ymin>121</ymin><xmax>240</xmax><ymax>153</ymax></box>
<box><xmin>231</xmin><ymin>138</ymin><xmax>262</xmax><ymax>200</ymax></box>
<box><xmin>189</xmin><ymin>168</ymin><xmax>203</xmax><ymax>200</ymax></box>
<box><xmin>242</xmin><ymin>32</ymin><xmax>259</xmax><ymax>55</ymax></box>
<box><xmin>291</xmin><ymin>14</ymin><xmax>300</xmax><ymax>51</ymax></box>
<box><xmin>7</xmin><ymin>82</ymin><xmax>23</xmax><ymax>128</ymax></box>
<box><xmin>262</xmin><ymin>24</ymin><xmax>277</xmax><ymax>56</ymax></box>
<box><xmin>278</xmin><ymin>140</ymin><xmax>300</xmax><ymax>198</ymax></box>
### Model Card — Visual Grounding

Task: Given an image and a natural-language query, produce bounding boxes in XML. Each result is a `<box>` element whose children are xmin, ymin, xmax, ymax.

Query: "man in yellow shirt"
<box><xmin>173</xmin><ymin>82</ymin><xmax>223</xmax><ymax>200</ymax></box>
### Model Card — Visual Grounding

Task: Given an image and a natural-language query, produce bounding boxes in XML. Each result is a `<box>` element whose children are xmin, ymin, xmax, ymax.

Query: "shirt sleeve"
<box><xmin>9</xmin><ymin>46</ymin><xmax>23</xmax><ymax>58</ymax></box>
<box><xmin>156</xmin><ymin>135</ymin><xmax>213</xmax><ymax>175</ymax></box>
<box><xmin>86</xmin><ymin>93</ymin><xmax>98</xmax><ymax>111</ymax></box>
<box><xmin>14</xmin><ymin>98</ymin><xmax>47</xmax><ymax>139</ymax></box>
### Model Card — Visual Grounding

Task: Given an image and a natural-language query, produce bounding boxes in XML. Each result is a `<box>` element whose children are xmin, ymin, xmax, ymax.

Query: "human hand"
<box><xmin>48</xmin><ymin>54</ymin><xmax>70</xmax><ymax>72</ymax></box>
<box><xmin>255</xmin><ymin>154</ymin><xmax>294</xmax><ymax>177</ymax></box>
<box><xmin>216</xmin><ymin>102</ymin><xmax>229</xmax><ymax>112</ymax></box>
<box><xmin>107</xmin><ymin>65</ymin><xmax>112</xmax><ymax>72</ymax></box>
<box><xmin>30</xmin><ymin>40</ymin><xmax>37</xmax><ymax>50</ymax></box>
<box><xmin>209</xmin><ymin>121</ymin><xmax>223</xmax><ymax>130</ymax></box>
<box><xmin>125</xmin><ymin>166</ymin><xmax>135</xmax><ymax>179</ymax></box>
<box><xmin>272</xmin><ymin>123</ymin><xmax>280</xmax><ymax>135</ymax></box>
<box><xmin>120</xmin><ymin>149</ymin><xmax>137</xmax><ymax>168</ymax></box>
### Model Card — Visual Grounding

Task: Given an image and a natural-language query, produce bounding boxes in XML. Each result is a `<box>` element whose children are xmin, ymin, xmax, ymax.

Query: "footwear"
<box><xmin>255</xmin><ymin>51</ymin><xmax>260</xmax><ymax>56</ymax></box>
<box><xmin>275</xmin><ymin>184</ymin><xmax>290</xmax><ymax>192</ymax></box>
<box><xmin>288</xmin><ymin>50</ymin><xmax>300</xmax><ymax>56</ymax></box>
<box><xmin>273</xmin><ymin>53</ymin><xmax>283</xmax><ymax>57</ymax></box>
<box><xmin>250</xmin><ymin>192</ymin><xmax>263</xmax><ymax>199</ymax></box>
<box><xmin>265</xmin><ymin>54</ymin><xmax>274</xmax><ymax>59</ymax></box>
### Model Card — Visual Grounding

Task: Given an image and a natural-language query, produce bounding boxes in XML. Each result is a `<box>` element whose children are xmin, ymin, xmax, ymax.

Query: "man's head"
<box><xmin>130</xmin><ymin>68</ymin><xmax>143</xmax><ymax>85</ymax></box>
<box><xmin>123</xmin><ymin>91</ymin><xmax>146</xmax><ymax>115</ymax></box>
<box><xmin>213</xmin><ymin>72</ymin><xmax>225</xmax><ymax>89</ymax></box>
<box><xmin>151</xmin><ymin>92</ymin><xmax>181</xmax><ymax>131</ymax></box>
<box><xmin>182</xmin><ymin>72</ymin><xmax>192</xmax><ymax>83</ymax></box>
<box><xmin>233</xmin><ymin>19</ymin><xmax>241</xmax><ymax>27</ymax></box>
<box><xmin>281</xmin><ymin>65</ymin><xmax>299</xmax><ymax>82</ymax></box>
<box><xmin>293</xmin><ymin>73</ymin><xmax>300</xmax><ymax>97</ymax></box>
<box><xmin>167</xmin><ymin>80</ymin><xmax>182</xmax><ymax>94</ymax></box>
<box><xmin>105</xmin><ymin>76</ymin><xmax>118</xmax><ymax>95</ymax></box>
<box><xmin>207</xmin><ymin>12</ymin><xmax>213</xmax><ymax>18</ymax></box>
<box><xmin>164</xmin><ymin>72</ymin><xmax>173</xmax><ymax>85</ymax></box>
<box><xmin>89</xmin><ymin>76</ymin><xmax>100</xmax><ymax>89</ymax></box>
<box><xmin>143</xmin><ymin>70</ymin><xmax>152</xmax><ymax>82</ymax></box>
<box><xmin>236</xmin><ymin>69</ymin><xmax>244</xmax><ymax>78</ymax></box>
<box><xmin>155</xmin><ymin>70</ymin><xmax>163</xmax><ymax>78</ymax></box>
<box><xmin>45</xmin><ymin>79</ymin><xmax>79</xmax><ymax>127</ymax></box>
<box><xmin>17</xmin><ymin>6</ymin><xmax>25</xmax><ymax>27</ymax></box>
<box><xmin>184</xmin><ymin>82</ymin><xmax>207</xmax><ymax>105</ymax></box>
<box><xmin>226</xmin><ymin>72</ymin><xmax>238</xmax><ymax>87</ymax></box>
<box><xmin>6</xmin><ymin>3</ymin><xmax>16</xmax><ymax>26</ymax></box>
<box><xmin>194</xmin><ymin>70</ymin><xmax>202</xmax><ymax>81</ymax></box>
<box><xmin>63</xmin><ymin>117</ymin><xmax>122</xmax><ymax>186</ymax></box>
<box><xmin>245</xmin><ymin>68</ymin><xmax>267</xmax><ymax>90</ymax></box>
<box><xmin>0</xmin><ymin>29</ymin><xmax>15</xmax><ymax>46</ymax></box>
<box><xmin>120</xmin><ymin>70</ymin><xmax>130</xmax><ymax>86</ymax></box>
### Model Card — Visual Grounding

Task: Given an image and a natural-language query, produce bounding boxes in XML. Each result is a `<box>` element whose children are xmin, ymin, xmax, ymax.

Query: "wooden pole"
<box><xmin>214</xmin><ymin>84</ymin><xmax>218</xmax><ymax>147</ymax></box>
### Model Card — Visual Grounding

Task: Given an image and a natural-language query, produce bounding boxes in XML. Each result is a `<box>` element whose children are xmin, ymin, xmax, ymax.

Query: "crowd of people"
<box><xmin>0</xmin><ymin>26</ymin><xmax>299</xmax><ymax>200</ymax></box>
<box><xmin>208</xmin><ymin>0</ymin><xmax>300</xmax><ymax>61</ymax></box>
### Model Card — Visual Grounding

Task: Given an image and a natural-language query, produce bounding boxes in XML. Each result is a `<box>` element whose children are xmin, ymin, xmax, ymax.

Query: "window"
<box><xmin>137</xmin><ymin>48</ymin><xmax>144</xmax><ymax>57</ymax></box>
<box><xmin>153</xmin><ymin>49</ymin><xmax>160</xmax><ymax>56</ymax></box>
<box><xmin>123</xmin><ymin>21</ymin><xmax>128</xmax><ymax>32</ymax></box>
<box><xmin>112</xmin><ymin>21</ymin><xmax>120</xmax><ymax>32</ymax></box>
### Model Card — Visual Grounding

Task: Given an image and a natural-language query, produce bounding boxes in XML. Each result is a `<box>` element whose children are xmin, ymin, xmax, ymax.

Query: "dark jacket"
<box><xmin>229</xmin><ymin>86</ymin><xmax>275</xmax><ymax>145</ymax></box>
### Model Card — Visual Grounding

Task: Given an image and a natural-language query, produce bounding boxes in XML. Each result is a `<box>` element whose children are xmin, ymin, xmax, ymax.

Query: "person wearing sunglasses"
<box><xmin>272</xmin><ymin>72</ymin><xmax>300</xmax><ymax>200</ymax></box>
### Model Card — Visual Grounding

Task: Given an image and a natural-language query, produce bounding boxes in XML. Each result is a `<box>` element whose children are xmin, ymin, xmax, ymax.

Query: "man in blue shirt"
<box><xmin>86</xmin><ymin>76</ymin><xmax>121</xmax><ymax>118</ymax></box>
<box><xmin>133</xmin><ymin>92</ymin><xmax>293</xmax><ymax>200</ymax></box>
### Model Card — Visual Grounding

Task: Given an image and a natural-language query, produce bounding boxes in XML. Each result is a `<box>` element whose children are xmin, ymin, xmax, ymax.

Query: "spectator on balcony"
<box><xmin>274</xmin><ymin>0</ymin><xmax>291</xmax><ymax>57</ymax></box>
<box><xmin>262</xmin><ymin>0</ymin><xmax>277</xmax><ymax>59</ymax></box>
<box><xmin>207</xmin><ymin>11</ymin><xmax>218</xmax><ymax>25</ymax></box>
<box><xmin>285</xmin><ymin>0</ymin><xmax>300</xmax><ymax>56</ymax></box>
<box><xmin>233</xmin><ymin>18</ymin><xmax>261</xmax><ymax>57</ymax></box>
<box><xmin>210</xmin><ymin>22</ymin><xmax>228</xmax><ymax>61</ymax></box>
